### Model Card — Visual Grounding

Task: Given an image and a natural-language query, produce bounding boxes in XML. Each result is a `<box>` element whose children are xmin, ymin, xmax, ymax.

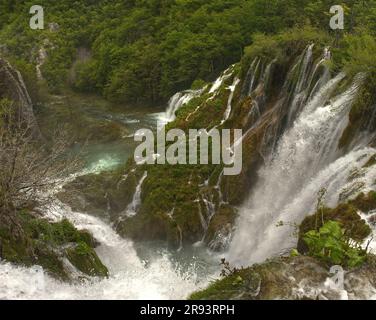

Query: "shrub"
<box><xmin>303</xmin><ymin>220</ymin><xmax>367</xmax><ymax>268</ymax></box>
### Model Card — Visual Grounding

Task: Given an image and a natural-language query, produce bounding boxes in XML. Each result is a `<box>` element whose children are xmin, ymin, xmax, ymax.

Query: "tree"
<box><xmin>0</xmin><ymin>99</ymin><xmax>80</xmax><ymax>237</ymax></box>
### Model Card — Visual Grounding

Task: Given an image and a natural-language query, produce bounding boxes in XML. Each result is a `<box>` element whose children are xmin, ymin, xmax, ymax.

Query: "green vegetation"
<box><xmin>0</xmin><ymin>211</ymin><xmax>107</xmax><ymax>280</ymax></box>
<box><xmin>1</xmin><ymin>0</ymin><xmax>375</xmax><ymax>104</ymax></box>
<box><xmin>303</xmin><ymin>220</ymin><xmax>367</xmax><ymax>268</ymax></box>
<box><xmin>298</xmin><ymin>190</ymin><xmax>375</xmax><ymax>256</ymax></box>
<box><xmin>66</xmin><ymin>241</ymin><xmax>108</xmax><ymax>277</ymax></box>
<box><xmin>2</xmin><ymin>0</ymin><xmax>376</xmax><ymax>290</ymax></box>
<box><xmin>298</xmin><ymin>202</ymin><xmax>372</xmax><ymax>249</ymax></box>
<box><xmin>0</xmin><ymin>97</ymin><xmax>108</xmax><ymax>280</ymax></box>
<box><xmin>189</xmin><ymin>253</ymin><xmax>376</xmax><ymax>300</ymax></box>
<box><xmin>297</xmin><ymin>191</ymin><xmax>376</xmax><ymax>268</ymax></box>
<box><xmin>189</xmin><ymin>255</ymin><xmax>340</xmax><ymax>300</ymax></box>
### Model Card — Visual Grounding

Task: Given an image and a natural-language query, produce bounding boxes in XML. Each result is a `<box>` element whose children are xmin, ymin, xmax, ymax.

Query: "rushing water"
<box><xmin>227</xmin><ymin>68</ymin><xmax>376</xmax><ymax>266</ymax></box>
<box><xmin>0</xmin><ymin>98</ymin><xmax>217</xmax><ymax>300</ymax></box>
<box><xmin>0</xmin><ymin>199</ymin><xmax>215</xmax><ymax>300</ymax></box>
<box><xmin>2</xmin><ymin>51</ymin><xmax>376</xmax><ymax>299</ymax></box>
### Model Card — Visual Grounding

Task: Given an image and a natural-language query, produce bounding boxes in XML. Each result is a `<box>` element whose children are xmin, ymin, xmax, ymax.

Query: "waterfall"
<box><xmin>248</xmin><ymin>58</ymin><xmax>261</xmax><ymax>96</ymax></box>
<box><xmin>0</xmin><ymin>58</ymin><xmax>40</xmax><ymax>137</ymax></box>
<box><xmin>165</xmin><ymin>89</ymin><xmax>203</xmax><ymax>122</ymax></box>
<box><xmin>285</xmin><ymin>44</ymin><xmax>317</xmax><ymax>127</ymax></box>
<box><xmin>196</xmin><ymin>200</ymin><xmax>208</xmax><ymax>232</ymax></box>
<box><xmin>295</xmin><ymin>44</ymin><xmax>314</xmax><ymax>93</ymax></box>
<box><xmin>227</xmin><ymin>72</ymin><xmax>367</xmax><ymax>266</ymax></box>
<box><xmin>126</xmin><ymin>172</ymin><xmax>148</xmax><ymax>217</ymax></box>
<box><xmin>222</xmin><ymin>78</ymin><xmax>240</xmax><ymax>124</ymax></box>
<box><xmin>0</xmin><ymin>199</ymin><xmax>210</xmax><ymax>299</ymax></box>
<box><xmin>209</xmin><ymin>67</ymin><xmax>234</xmax><ymax>95</ymax></box>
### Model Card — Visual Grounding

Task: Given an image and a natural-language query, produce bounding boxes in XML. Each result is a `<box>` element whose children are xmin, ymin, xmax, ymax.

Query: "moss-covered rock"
<box><xmin>66</xmin><ymin>241</ymin><xmax>108</xmax><ymax>277</ymax></box>
<box><xmin>189</xmin><ymin>255</ymin><xmax>376</xmax><ymax>300</ymax></box>
<box><xmin>339</xmin><ymin>74</ymin><xmax>376</xmax><ymax>150</ymax></box>
<box><xmin>58</xmin><ymin>165</ymin><xmax>139</xmax><ymax>219</ymax></box>
<box><xmin>117</xmin><ymin>164</ymin><xmax>210</xmax><ymax>248</ymax></box>
<box><xmin>349</xmin><ymin>191</ymin><xmax>376</xmax><ymax>213</ymax></box>
<box><xmin>189</xmin><ymin>256</ymin><xmax>329</xmax><ymax>300</ymax></box>
<box><xmin>110</xmin><ymin>39</ymin><xmax>335</xmax><ymax>249</ymax></box>
<box><xmin>0</xmin><ymin>211</ymin><xmax>108</xmax><ymax>280</ymax></box>
<box><xmin>297</xmin><ymin>194</ymin><xmax>374</xmax><ymax>254</ymax></box>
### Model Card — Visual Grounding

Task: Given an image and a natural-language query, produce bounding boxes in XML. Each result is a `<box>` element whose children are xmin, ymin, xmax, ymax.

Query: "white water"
<box><xmin>126</xmin><ymin>172</ymin><xmax>148</xmax><ymax>217</ymax></box>
<box><xmin>0</xmin><ymin>199</ymin><xmax>213</xmax><ymax>300</ymax></box>
<box><xmin>165</xmin><ymin>89</ymin><xmax>203</xmax><ymax>122</ymax></box>
<box><xmin>0</xmin><ymin>106</ymin><xmax>215</xmax><ymax>300</ymax></box>
<box><xmin>2</xmin><ymin>50</ymin><xmax>375</xmax><ymax>300</ymax></box>
<box><xmin>222</xmin><ymin>78</ymin><xmax>240</xmax><ymax>124</ymax></box>
<box><xmin>227</xmin><ymin>73</ymin><xmax>373</xmax><ymax>266</ymax></box>
<box><xmin>247</xmin><ymin>58</ymin><xmax>261</xmax><ymax>96</ymax></box>
<box><xmin>209</xmin><ymin>67</ymin><xmax>234</xmax><ymax>94</ymax></box>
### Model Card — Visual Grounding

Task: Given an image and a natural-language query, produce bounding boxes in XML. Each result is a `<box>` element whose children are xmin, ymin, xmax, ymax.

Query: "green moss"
<box><xmin>117</xmin><ymin>163</ymin><xmax>211</xmax><ymax>247</ymax></box>
<box><xmin>33</xmin><ymin>245</ymin><xmax>69</xmax><ymax>280</ymax></box>
<box><xmin>339</xmin><ymin>76</ymin><xmax>376</xmax><ymax>149</ymax></box>
<box><xmin>189</xmin><ymin>268</ymin><xmax>259</xmax><ymax>300</ymax></box>
<box><xmin>189</xmin><ymin>256</ymin><xmax>328</xmax><ymax>300</ymax></box>
<box><xmin>0</xmin><ymin>211</ymin><xmax>107</xmax><ymax>280</ymax></box>
<box><xmin>350</xmin><ymin>191</ymin><xmax>376</xmax><ymax>213</ymax></box>
<box><xmin>191</xmin><ymin>79</ymin><xmax>207</xmax><ymax>90</ymax></box>
<box><xmin>298</xmin><ymin>199</ymin><xmax>372</xmax><ymax>254</ymax></box>
<box><xmin>66</xmin><ymin>241</ymin><xmax>108</xmax><ymax>277</ymax></box>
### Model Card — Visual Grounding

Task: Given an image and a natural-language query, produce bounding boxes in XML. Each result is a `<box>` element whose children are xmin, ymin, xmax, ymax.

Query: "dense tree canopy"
<box><xmin>0</xmin><ymin>0</ymin><xmax>375</xmax><ymax>105</ymax></box>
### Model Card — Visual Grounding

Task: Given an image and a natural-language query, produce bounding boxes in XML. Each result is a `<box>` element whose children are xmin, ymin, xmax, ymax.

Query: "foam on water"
<box><xmin>0</xmin><ymin>200</ymin><xmax>213</xmax><ymax>300</ymax></box>
<box><xmin>227</xmin><ymin>73</ymin><xmax>373</xmax><ymax>266</ymax></box>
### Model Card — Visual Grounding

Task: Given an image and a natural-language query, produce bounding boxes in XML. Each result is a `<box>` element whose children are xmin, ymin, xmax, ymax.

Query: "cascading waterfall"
<box><xmin>209</xmin><ymin>67</ymin><xmax>234</xmax><ymax>95</ymax></box>
<box><xmin>0</xmin><ymin>58</ymin><xmax>40</xmax><ymax>137</ymax></box>
<box><xmin>165</xmin><ymin>89</ymin><xmax>203</xmax><ymax>122</ymax></box>
<box><xmin>126</xmin><ymin>172</ymin><xmax>148</xmax><ymax>217</ymax></box>
<box><xmin>247</xmin><ymin>58</ymin><xmax>261</xmax><ymax>96</ymax></box>
<box><xmin>0</xmin><ymin>199</ymin><xmax>211</xmax><ymax>299</ymax></box>
<box><xmin>227</xmin><ymin>69</ymin><xmax>372</xmax><ymax>266</ymax></box>
<box><xmin>2</xmin><ymin>41</ymin><xmax>375</xmax><ymax>300</ymax></box>
<box><xmin>221</xmin><ymin>77</ymin><xmax>240</xmax><ymax>124</ymax></box>
<box><xmin>286</xmin><ymin>44</ymin><xmax>316</xmax><ymax>127</ymax></box>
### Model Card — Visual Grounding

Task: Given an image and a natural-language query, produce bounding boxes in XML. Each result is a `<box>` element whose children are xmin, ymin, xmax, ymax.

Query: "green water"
<box><xmin>35</xmin><ymin>91</ymin><xmax>168</xmax><ymax>173</ymax></box>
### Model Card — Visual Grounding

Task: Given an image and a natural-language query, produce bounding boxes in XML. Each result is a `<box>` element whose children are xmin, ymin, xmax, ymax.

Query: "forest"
<box><xmin>0</xmin><ymin>0</ymin><xmax>374</xmax><ymax>105</ymax></box>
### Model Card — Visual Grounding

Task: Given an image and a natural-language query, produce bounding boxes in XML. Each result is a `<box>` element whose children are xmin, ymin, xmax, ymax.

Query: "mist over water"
<box><xmin>0</xmin><ymin>202</ymin><xmax>212</xmax><ymax>300</ymax></box>
<box><xmin>227</xmin><ymin>64</ymin><xmax>375</xmax><ymax>266</ymax></box>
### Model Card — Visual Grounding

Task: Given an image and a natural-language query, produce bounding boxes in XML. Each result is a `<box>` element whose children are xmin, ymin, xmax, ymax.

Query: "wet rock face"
<box><xmin>57</xmin><ymin>168</ymin><xmax>140</xmax><ymax>221</ymax></box>
<box><xmin>0</xmin><ymin>58</ymin><xmax>40</xmax><ymax>137</ymax></box>
<box><xmin>189</xmin><ymin>256</ymin><xmax>376</xmax><ymax>300</ymax></box>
